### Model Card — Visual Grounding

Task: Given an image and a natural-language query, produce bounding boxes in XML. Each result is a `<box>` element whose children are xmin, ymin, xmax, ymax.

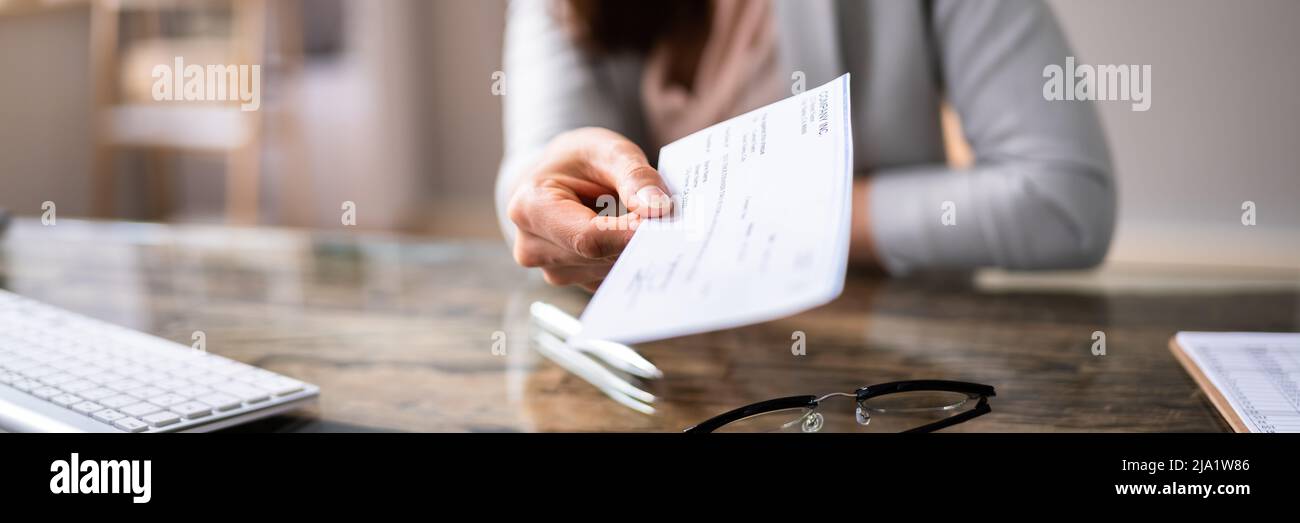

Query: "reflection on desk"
<box><xmin>1</xmin><ymin>219</ymin><xmax>1296</xmax><ymax>432</ymax></box>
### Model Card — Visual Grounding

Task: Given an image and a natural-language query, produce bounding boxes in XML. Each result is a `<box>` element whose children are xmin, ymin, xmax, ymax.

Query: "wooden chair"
<box><xmin>89</xmin><ymin>0</ymin><xmax>268</xmax><ymax>223</ymax></box>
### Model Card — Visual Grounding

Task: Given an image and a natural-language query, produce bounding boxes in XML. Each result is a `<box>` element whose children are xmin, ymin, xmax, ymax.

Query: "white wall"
<box><xmin>0</xmin><ymin>7</ymin><xmax>93</xmax><ymax>217</ymax></box>
<box><xmin>287</xmin><ymin>0</ymin><xmax>426</xmax><ymax>230</ymax></box>
<box><xmin>1049</xmin><ymin>0</ymin><xmax>1300</xmax><ymax>268</ymax></box>
<box><xmin>414</xmin><ymin>0</ymin><xmax>506</xmax><ymax>236</ymax></box>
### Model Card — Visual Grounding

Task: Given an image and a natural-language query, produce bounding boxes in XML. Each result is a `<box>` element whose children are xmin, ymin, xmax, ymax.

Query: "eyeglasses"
<box><xmin>684</xmin><ymin>380</ymin><xmax>996</xmax><ymax>433</ymax></box>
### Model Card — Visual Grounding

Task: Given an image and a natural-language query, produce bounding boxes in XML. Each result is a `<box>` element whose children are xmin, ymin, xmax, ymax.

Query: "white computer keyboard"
<box><xmin>0</xmin><ymin>289</ymin><xmax>318</xmax><ymax>432</ymax></box>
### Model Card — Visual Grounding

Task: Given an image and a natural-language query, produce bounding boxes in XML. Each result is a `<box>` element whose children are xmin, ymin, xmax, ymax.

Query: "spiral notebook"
<box><xmin>1170</xmin><ymin>332</ymin><xmax>1300</xmax><ymax>432</ymax></box>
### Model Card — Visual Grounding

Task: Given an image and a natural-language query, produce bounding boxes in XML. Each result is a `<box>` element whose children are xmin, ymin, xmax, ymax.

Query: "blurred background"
<box><xmin>0</xmin><ymin>0</ymin><xmax>1297</xmax><ymax>269</ymax></box>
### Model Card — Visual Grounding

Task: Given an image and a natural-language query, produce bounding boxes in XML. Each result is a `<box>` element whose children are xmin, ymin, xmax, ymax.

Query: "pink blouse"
<box><xmin>640</xmin><ymin>0</ymin><xmax>788</xmax><ymax>151</ymax></box>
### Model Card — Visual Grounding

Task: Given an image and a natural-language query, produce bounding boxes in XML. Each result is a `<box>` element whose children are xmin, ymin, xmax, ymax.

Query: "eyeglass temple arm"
<box><xmin>684</xmin><ymin>395</ymin><xmax>819</xmax><ymax>433</ymax></box>
<box><xmin>901</xmin><ymin>396</ymin><xmax>992</xmax><ymax>434</ymax></box>
<box><xmin>857</xmin><ymin>380</ymin><xmax>996</xmax><ymax>399</ymax></box>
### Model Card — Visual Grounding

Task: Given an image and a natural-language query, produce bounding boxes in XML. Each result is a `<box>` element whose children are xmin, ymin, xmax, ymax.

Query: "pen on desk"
<box><xmin>533</xmin><ymin>330</ymin><xmax>655</xmax><ymax>414</ymax></box>
<box><xmin>529</xmin><ymin>301</ymin><xmax>662</xmax><ymax>379</ymax></box>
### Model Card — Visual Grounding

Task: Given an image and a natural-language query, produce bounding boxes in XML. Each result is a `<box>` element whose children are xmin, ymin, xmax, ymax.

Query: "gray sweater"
<box><xmin>496</xmin><ymin>0</ymin><xmax>1114</xmax><ymax>274</ymax></box>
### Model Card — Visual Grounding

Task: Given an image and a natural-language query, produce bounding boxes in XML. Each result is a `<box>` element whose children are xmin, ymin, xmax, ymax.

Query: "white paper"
<box><xmin>578</xmin><ymin>74</ymin><xmax>854</xmax><ymax>344</ymax></box>
<box><xmin>1177</xmin><ymin>331</ymin><xmax>1300</xmax><ymax>433</ymax></box>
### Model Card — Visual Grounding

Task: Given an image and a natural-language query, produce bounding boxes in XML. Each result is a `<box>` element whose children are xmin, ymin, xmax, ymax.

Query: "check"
<box><xmin>578</xmin><ymin>74</ymin><xmax>854</xmax><ymax>344</ymax></box>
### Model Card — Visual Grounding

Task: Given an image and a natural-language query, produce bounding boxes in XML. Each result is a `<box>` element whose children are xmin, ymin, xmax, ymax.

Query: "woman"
<box><xmin>497</xmin><ymin>0</ymin><xmax>1114</xmax><ymax>291</ymax></box>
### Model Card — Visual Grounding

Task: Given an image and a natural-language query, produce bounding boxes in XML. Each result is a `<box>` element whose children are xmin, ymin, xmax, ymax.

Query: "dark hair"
<box><xmin>560</xmin><ymin>0</ymin><xmax>711</xmax><ymax>55</ymax></box>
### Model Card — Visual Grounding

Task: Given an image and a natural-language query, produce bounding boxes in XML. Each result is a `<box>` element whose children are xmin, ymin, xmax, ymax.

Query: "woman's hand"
<box><xmin>506</xmin><ymin>127</ymin><xmax>672</xmax><ymax>291</ymax></box>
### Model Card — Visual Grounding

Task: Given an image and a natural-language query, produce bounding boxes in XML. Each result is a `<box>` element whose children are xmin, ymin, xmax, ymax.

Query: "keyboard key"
<box><xmin>105</xmin><ymin>378</ymin><xmax>145</xmax><ymax>392</ymax></box>
<box><xmin>258</xmin><ymin>378</ymin><xmax>306</xmax><ymax>397</ymax></box>
<box><xmin>120</xmin><ymin>402</ymin><xmax>162</xmax><ymax>417</ymax></box>
<box><xmin>73</xmin><ymin>352</ymin><xmax>110</xmax><ymax>364</ymax></box>
<box><xmin>234</xmin><ymin>369</ymin><xmax>272</xmax><ymax>384</ymax></box>
<box><xmin>60</xmin><ymin>380</ymin><xmax>95</xmax><ymax>393</ymax></box>
<box><xmin>20</xmin><ymin>365</ymin><xmax>55</xmax><ymax>379</ymax></box>
<box><xmin>124</xmin><ymin>386</ymin><xmax>166</xmax><ymax>400</ymax></box>
<box><xmin>170</xmin><ymin>366</ymin><xmax>206</xmax><ymax>379</ymax></box>
<box><xmin>198</xmin><ymin>393</ymin><xmax>242</xmax><ymax>411</ymax></box>
<box><xmin>141</xmin><ymin>411</ymin><xmax>180</xmax><ymax>427</ymax></box>
<box><xmin>170</xmin><ymin>402</ymin><xmax>212</xmax><ymax>419</ymax></box>
<box><xmin>33</xmin><ymin>351</ymin><xmax>61</xmax><ymax>361</ymax></box>
<box><xmin>11</xmin><ymin>379</ymin><xmax>36</xmax><ymax>391</ymax></box>
<box><xmin>117</xmin><ymin>364</ymin><xmax>151</xmax><ymax>377</ymax></box>
<box><xmin>191</xmin><ymin>373</ymin><xmax>228</xmax><ymax>386</ymax></box>
<box><xmin>92</xmin><ymin>409</ymin><xmax>126</xmax><ymax>423</ymax></box>
<box><xmin>65</xmin><ymin>364</ymin><xmax>104</xmax><ymax>377</ymax></box>
<box><xmin>156</xmin><ymin>378</ymin><xmax>191</xmax><ymax>391</ymax></box>
<box><xmin>136</xmin><ymin>371</ymin><xmax>172</xmax><ymax>384</ymax></box>
<box><xmin>77</xmin><ymin>387</ymin><xmax>115</xmax><ymax>401</ymax></box>
<box><xmin>100</xmin><ymin>394</ymin><xmax>137</xmax><ymax>409</ymax></box>
<box><xmin>214</xmin><ymin>382</ymin><xmax>270</xmax><ymax>403</ymax></box>
<box><xmin>71</xmin><ymin>401</ymin><xmax>103</xmax><ymax>415</ymax></box>
<box><xmin>150</xmin><ymin>359</ymin><xmax>184</xmax><ymax>371</ymax></box>
<box><xmin>147</xmin><ymin>394</ymin><xmax>186</xmax><ymax>407</ymax></box>
<box><xmin>32</xmin><ymin>386</ymin><xmax>62</xmax><ymax>399</ymax></box>
<box><xmin>174</xmin><ymin>385</ymin><xmax>212</xmax><ymax>399</ymax></box>
<box><xmin>52</xmin><ymin>394</ymin><xmax>81</xmax><ymax>407</ymax></box>
<box><xmin>114</xmin><ymin>417</ymin><xmax>149</xmax><ymax>432</ymax></box>
<box><xmin>85</xmin><ymin>371</ymin><xmax>125</xmax><ymax>385</ymax></box>
<box><xmin>39</xmin><ymin>373</ymin><xmax>76</xmax><ymax>386</ymax></box>
<box><xmin>4</xmin><ymin>359</ymin><xmax>38</xmax><ymax>373</ymax></box>
<box><xmin>217</xmin><ymin>363</ymin><xmax>258</xmax><ymax>377</ymax></box>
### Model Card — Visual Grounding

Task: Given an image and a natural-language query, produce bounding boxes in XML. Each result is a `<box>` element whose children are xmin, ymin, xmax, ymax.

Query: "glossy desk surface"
<box><xmin>2</xmin><ymin>219</ymin><xmax>1297</xmax><ymax>432</ymax></box>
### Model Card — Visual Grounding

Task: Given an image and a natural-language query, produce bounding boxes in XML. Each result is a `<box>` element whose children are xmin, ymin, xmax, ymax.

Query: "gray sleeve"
<box><xmin>868</xmin><ymin>0</ymin><xmax>1115</xmax><ymax>274</ymax></box>
<box><xmin>494</xmin><ymin>0</ymin><xmax>644</xmax><ymax>244</ymax></box>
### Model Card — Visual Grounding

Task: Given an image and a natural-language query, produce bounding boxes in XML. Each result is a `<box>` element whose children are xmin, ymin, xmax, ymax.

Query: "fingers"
<box><xmin>514</xmin><ymin>232</ymin><xmax>613</xmax><ymax>290</ymax></box>
<box><xmin>540</xmin><ymin>264</ymin><xmax>612</xmax><ymax>288</ymax></box>
<box><xmin>513</xmin><ymin>232</ymin><xmax>603</xmax><ymax>268</ymax></box>
<box><xmin>512</xmin><ymin>212</ymin><xmax>639</xmax><ymax>268</ymax></box>
<box><xmin>510</xmin><ymin>180</ymin><xmax>639</xmax><ymax>260</ymax></box>
<box><xmin>535</xmin><ymin>198</ymin><xmax>637</xmax><ymax>260</ymax></box>
<box><xmin>551</xmin><ymin>128</ymin><xmax>673</xmax><ymax>219</ymax></box>
<box><xmin>506</xmin><ymin>184</ymin><xmax>639</xmax><ymax>265</ymax></box>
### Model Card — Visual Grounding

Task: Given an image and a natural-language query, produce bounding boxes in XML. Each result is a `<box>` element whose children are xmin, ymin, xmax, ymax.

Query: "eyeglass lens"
<box><xmin>716</xmin><ymin>390</ymin><xmax>978</xmax><ymax>433</ymax></box>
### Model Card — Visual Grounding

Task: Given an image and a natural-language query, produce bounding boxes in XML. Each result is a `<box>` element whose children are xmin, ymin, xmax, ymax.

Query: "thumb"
<box><xmin>587</xmin><ymin>137</ymin><xmax>673</xmax><ymax>219</ymax></box>
<box><xmin>619</xmin><ymin>163</ymin><xmax>673</xmax><ymax>219</ymax></box>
